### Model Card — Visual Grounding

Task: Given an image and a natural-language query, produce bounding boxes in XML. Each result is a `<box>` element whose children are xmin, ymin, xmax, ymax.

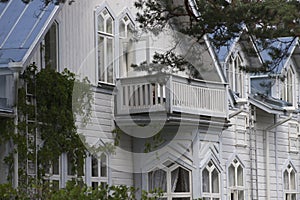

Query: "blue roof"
<box><xmin>0</xmin><ymin>0</ymin><xmax>58</xmax><ymax>66</ymax></box>
<box><xmin>208</xmin><ymin>34</ymin><xmax>237</xmax><ymax>62</ymax></box>
<box><xmin>258</xmin><ymin>37</ymin><xmax>296</xmax><ymax>73</ymax></box>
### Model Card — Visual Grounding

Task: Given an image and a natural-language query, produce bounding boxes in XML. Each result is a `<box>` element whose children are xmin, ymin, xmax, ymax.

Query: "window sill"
<box><xmin>98</xmin><ymin>81</ymin><xmax>115</xmax><ymax>88</ymax></box>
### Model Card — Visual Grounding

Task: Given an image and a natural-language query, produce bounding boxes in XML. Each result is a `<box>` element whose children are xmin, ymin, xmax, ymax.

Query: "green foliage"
<box><xmin>0</xmin><ymin>181</ymin><xmax>163</xmax><ymax>200</ymax></box>
<box><xmin>0</xmin><ymin>63</ymin><xmax>92</xmax><ymax>188</ymax></box>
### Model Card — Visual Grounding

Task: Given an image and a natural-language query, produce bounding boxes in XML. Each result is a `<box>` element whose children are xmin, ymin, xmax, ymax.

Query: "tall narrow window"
<box><xmin>148</xmin><ymin>163</ymin><xmax>192</xmax><ymax>199</ymax></box>
<box><xmin>119</xmin><ymin>14</ymin><xmax>135</xmax><ymax>77</ymax></box>
<box><xmin>228</xmin><ymin>158</ymin><xmax>244</xmax><ymax>200</ymax></box>
<box><xmin>284</xmin><ymin>164</ymin><xmax>297</xmax><ymax>200</ymax></box>
<box><xmin>227</xmin><ymin>53</ymin><xmax>244</xmax><ymax>98</ymax></box>
<box><xmin>44</xmin><ymin>22</ymin><xmax>58</xmax><ymax>70</ymax></box>
<box><xmin>97</xmin><ymin>8</ymin><xmax>114</xmax><ymax>84</ymax></box>
<box><xmin>281</xmin><ymin>67</ymin><xmax>295</xmax><ymax>105</ymax></box>
<box><xmin>90</xmin><ymin>153</ymin><xmax>108</xmax><ymax>189</ymax></box>
<box><xmin>202</xmin><ymin>160</ymin><xmax>220</xmax><ymax>199</ymax></box>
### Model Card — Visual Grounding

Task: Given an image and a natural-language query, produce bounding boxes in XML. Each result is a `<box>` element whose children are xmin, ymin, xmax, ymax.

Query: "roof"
<box><xmin>0</xmin><ymin>0</ymin><xmax>59</xmax><ymax>67</ymax></box>
<box><xmin>257</xmin><ymin>37</ymin><xmax>297</xmax><ymax>73</ymax></box>
<box><xmin>249</xmin><ymin>93</ymin><xmax>295</xmax><ymax>115</ymax></box>
<box><xmin>208</xmin><ymin>34</ymin><xmax>238</xmax><ymax>63</ymax></box>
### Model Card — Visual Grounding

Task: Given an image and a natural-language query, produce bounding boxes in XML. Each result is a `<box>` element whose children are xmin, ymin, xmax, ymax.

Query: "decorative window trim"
<box><xmin>201</xmin><ymin>159</ymin><xmax>221</xmax><ymax>199</ymax></box>
<box><xmin>146</xmin><ymin>162</ymin><xmax>192</xmax><ymax>200</ymax></box>
<box><xmin>227</xmin><ymin>52</ymin><xmax>245</xmax><ymax>99</ymax></box>
<box><xmin>281</xmin><ymin>65</ymin><xmax>295</xmax><ymax>106</ymax></box>
<box><xmin>95</xmin><ymin>5</ymin><xmax>116</xmax><ymax>85</ymax></box>
<box><xmin>227</xmin><ymin>156</ymin><xmax>245</xmax><ymax>200</ymax></box>
<box><xmin>282</xmin><ymin>161</ymin><xmax>297</xmax><ymax>200</ymax></box>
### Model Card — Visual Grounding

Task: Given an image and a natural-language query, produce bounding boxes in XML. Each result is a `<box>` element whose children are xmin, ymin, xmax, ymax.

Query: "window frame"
<box><xmin>227</xmin><ymin>52</ymin><xmax>245</xmax><ymax>98</ymax></box>
<box><xmin>118</xmin><ymin>13</ymin><xmax>136</xmax><ymax>78</ymax></box>
<box><xmin>283</xmin><ymin>163</ymin><xmax>297</xmax><ymax>200</ymax></box>
<box><xmin>147</xmin><ymin>163</ymin><xmax>192</xmax><ymax>200</ymax></box>
<box><xmin>201</xmin><ymin>160</ymin><xmax>221</xmax><ymax>200</ymax></box>
<box><xmin>41</xmin><ymin>21</ymin><xmax>59</xmax><ymax>71</ymax></box>
<box><xmin>281</xmin><ymin>66</ymin><xmax>295</xmax><ymax>106</ymax></box>
<box><xmin>44</xmin><ymin>156</ymin><xmax>61</xmax><ymax>189</ymax></box>
<box><xmin>89</xmin><ymin>153</ymin><xmax>109</xmax><ymax>189</ymax></box>
<box><xmin>227</xmin><ymin>158</ymin><xmax>245</xmax><ymax>200</ymax></box>
<box><xmin>96</xmin><ymin>6</ymin><xmax>115</xmax><ymax>85</ymax></box>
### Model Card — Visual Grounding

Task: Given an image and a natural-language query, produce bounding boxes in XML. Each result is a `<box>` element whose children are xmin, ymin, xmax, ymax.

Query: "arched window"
<box><xmin>119</xmin><ymin>14</ymin><xmax>135</xmax><ymax>77</ymax></box>
<box><xmin>281</xmin><ymin>66</ymin><xmax>295</xmax><ymax>105</ymax></box>
<box><xmin>227</xmin><ymin>52</ymin><xmax>244</xmax><ymax>98</ymax></box>
<box><xmin>283</xmin><ymin>163</ymin><xmax>297</xmax><ymax>200</ymax></box>
<box><xmin>97</xmin><ymin>8</ymin><xmax>114</xmax><ymax>84</ymax></box>
<box><xmin>228</xmin><ymin>158</ymin><xmax>244</xmax><ymax>200</ymax></box>
<box><xmin>202</xmin><ymin>160</ymin><xmax>220</xmax><ymax>199</ymax></box>
<box><xmin>148</xmin><ymin>163</ymin><xmax>192</xmax><ymax>199</ymax></box>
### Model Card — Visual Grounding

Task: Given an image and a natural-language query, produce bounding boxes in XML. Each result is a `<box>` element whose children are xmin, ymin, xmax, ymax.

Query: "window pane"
<box><xmin>98</xmin><ymin>15</ymin><xmax>104</xmax><ymax>32</ymax></box>
<box><xmin>98</xmin><ymin>36</ymin><xmax>104</xmax><ymax>82</ymax></box>
<box><xmin>290</xmin><ymin>170</ymin><xmax>295</xmax><ymax>190</ymax></box>
<box><xmin>202</xmin><ymin>168</ymin><xmax>209</xmax><ymax>193</ymax></box>
<box><xmin>92</xmin><ymin>182</ymin><xmax>98</xmax><ymax>190</ymax></box>
<box><xmin>67</xmin><ymin>153</ymin><xmax>75</xmax><ymax>176</ymax></box>
<box><xmin>212</xmin><ymin>169</ymin><xmax>219</xmax><ymax>193</ymax></box>
<box><xmin>238</xmin><ymin>190</ymin><xmax>244</xmax><ymax>200</ymax></box>
<box><xmin>119</xmin><ymin>21</ymin><xmax>126</xmax><ymax>37</ymax></box>
<box><xmin>100</xmin><ymin>153</ymin><xmax>107</xmax><ymax>177</ymax></box>
<box><xmin>52</xmin><ymin>158</ymin><xmax>59</xmax><ymax>175</ymax></box>
<box><xmin>92</xmin><ymin>155</ymin><xmax>98</xmax><ymax>177</ymax></box>
<box><xmin>107</xmin><ymin>38</ymin><xmax>114</xmax><ymax>83</ymax></box>
<box><xmin>228</xmin><ymin>165</ymin><xmax>235</xmax><ymax>187</ymax></box>
<box><xmin>291</xmin><ymin>194</ymin><xmax>296</xmax><ymax>200</ymax></box>
<box><xmin>172</xmin><ymin>167</ymin><xmax>190</xmax><ymax>192</ymax></box>
<box><xmin>284</xmin><ymin>170</ymin><xmax>289</xmax><ymax>190</ymax></box>
<box><xmin>148</xmin><ymin>169</ymin><xmax>167</xmax><ymax>192</ymax></box>
<box><xmin>106</xmin><ymin>17</ymin><xmax>113</xmax><ymax>34</ymax></box>
<box><xmin>45</xmin><ymin>23</ymin><xmax>57</xmax><ymax>70</ymax></box>
<box><xmin>237</xmin><ymin>165</ymin><xmax>243</xmax><ymax>186</ymax></box>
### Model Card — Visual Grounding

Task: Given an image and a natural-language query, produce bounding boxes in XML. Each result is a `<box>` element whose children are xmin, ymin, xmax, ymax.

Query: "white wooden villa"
<box><xmin>0</xmin><ymin>0</ymin><xmax>300</xmax><ymax>199</ymax></box>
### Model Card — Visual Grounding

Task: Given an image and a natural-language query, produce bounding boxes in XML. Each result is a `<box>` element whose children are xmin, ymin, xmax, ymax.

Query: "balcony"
<box><xmin>115</xmin><ymin>73</ymin><xmax>228</xmax><ymax>119</ymax></box>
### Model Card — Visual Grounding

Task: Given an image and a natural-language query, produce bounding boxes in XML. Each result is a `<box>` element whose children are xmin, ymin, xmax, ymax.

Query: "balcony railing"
<box><xmin>116</xmin><ymin>73</ymin><xmax>228</xmax><ymax>118</ymax></box>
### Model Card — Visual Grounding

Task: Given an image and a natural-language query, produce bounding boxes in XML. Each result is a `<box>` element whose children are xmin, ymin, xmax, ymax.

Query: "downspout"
<box><xmin>264</xmin><ymin>113</ymin><xmax>292</xmax><ymax>200</ymax></box>
<box><xmin>8</xmin><ymin>62</ymin><xmax>23</xmax><ymax>189</ymax></box>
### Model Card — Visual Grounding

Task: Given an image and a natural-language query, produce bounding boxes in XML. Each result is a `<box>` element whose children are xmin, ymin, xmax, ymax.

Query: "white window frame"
<box><xmin>227</xmin><ymin>52</ymin><xmax>244</xmax><ymax>98</ymax></box>
<box><xmin>96</xmin><ymin>7</ymin><xmax>115</xmax><ymax>84</ymax></box>
<box><xmin>89</xmin><ymin>153</ymin><xmax>108</xmax><ymax>189</ymax></box>
<box><xmin>202</xmin><ymin>160</ymin><xmax>221</xmax><ymax>200</ymax></box>
<box><xmin>118</xmin><ymin>13</ymin><xmax>136</xmax><ymax>78</ymax></box>
<box><xmin>44</xmin><ymin>156</ymin><xmax>61</xmax><ymax>189</ymax></box>
<box><xmin>147</xmin><ymin>163</ymin><xmax>192</xmax><ymax>200</ymax></box>
<box><xmin>281</xmin><ymin>66</ymin><xmax>295</xmax><ymax>106</ymax></box>
<box><xmin>228</xmin><ymin>158</ymin><xmax>245</xmax><ymax>200</ymax></box>
<box><xmin>283</xmin><ymin>163</ymin><xmax>297</xmax><ymax>200</ymax></box>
